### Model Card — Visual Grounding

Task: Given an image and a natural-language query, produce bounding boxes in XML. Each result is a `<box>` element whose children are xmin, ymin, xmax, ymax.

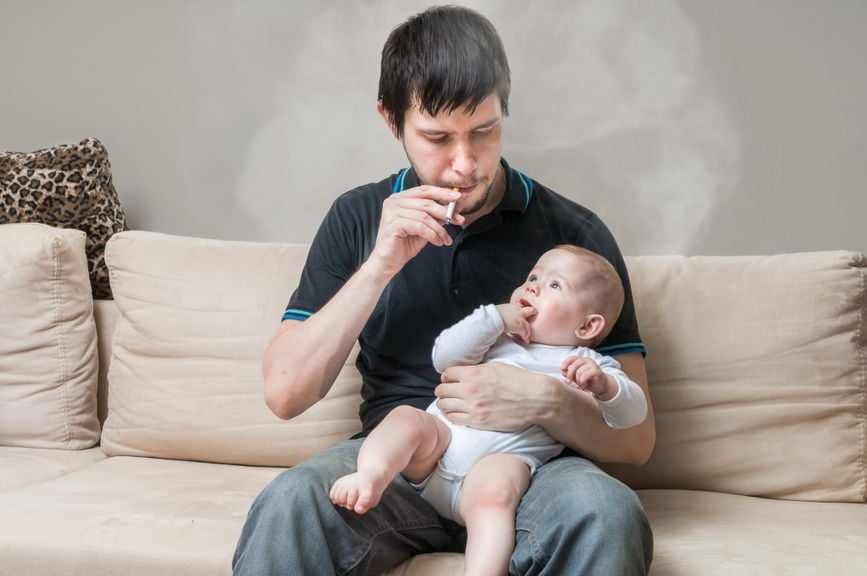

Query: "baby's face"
<box><xmin>509</xmin><ymin>248</ymin><xmax>592</xmax><ymax>346</ymax></box>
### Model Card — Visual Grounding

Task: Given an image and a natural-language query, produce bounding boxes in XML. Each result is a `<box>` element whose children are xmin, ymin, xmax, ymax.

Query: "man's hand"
<box><xmin>371</xmin><ymin>186</ymin><xmax>463</xmax><ymax>278</ymax></box>
<box><xmin>495</xmin><ymin>303</ymin><xmax>537</xmax><ymax>345</ymax></box>
<box><xmin>435</xmin><ymin>362</ymin><xmax>558</xmax><ymax>431</ymax></box>
<box><xmin>436</xmin><ymin>354</ymin><xmax>655</xmax><ymax>465</ymax></box>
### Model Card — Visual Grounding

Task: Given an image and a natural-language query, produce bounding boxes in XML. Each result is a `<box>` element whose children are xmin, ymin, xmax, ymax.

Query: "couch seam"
<box><xmin>52</xmin><ymin>236</ymin><xmax>72</xmax><ymax>446</ymax></box>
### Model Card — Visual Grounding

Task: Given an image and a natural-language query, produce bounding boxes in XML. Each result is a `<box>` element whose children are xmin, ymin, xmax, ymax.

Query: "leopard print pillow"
<box><xmin>0</xmin><ymin>138</ymin><xmax>127</xmax><ymax>298</ymax></box>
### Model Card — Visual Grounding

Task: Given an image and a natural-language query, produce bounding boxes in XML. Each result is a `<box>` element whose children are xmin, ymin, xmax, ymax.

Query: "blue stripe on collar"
<box><xmin>392</xmin><ymin>167</ymin><xmax>410</xmax><ymax>194</ymax></box>
<box><xmin>517</xmin><ymin>171</ymin><xmax>533</xmax><ymax>209</ymax></box>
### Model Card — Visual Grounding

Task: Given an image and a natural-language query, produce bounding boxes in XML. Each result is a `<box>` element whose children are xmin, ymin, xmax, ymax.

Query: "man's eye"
<box><xmin>472</xmin><ymin>129</ymin><xmax>493</xmax><ymax>139</ymax></box>
<box><xmin>427</xmin><ymin>135</ymin><xmax>448</xmax><ymax>144</ymax></box>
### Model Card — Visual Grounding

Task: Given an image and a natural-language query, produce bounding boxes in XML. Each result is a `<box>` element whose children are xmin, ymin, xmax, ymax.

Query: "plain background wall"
<box><xmin>2</xmin><ymin>0</ymin><xmax>865</xmax><ymax>257</ymax></box>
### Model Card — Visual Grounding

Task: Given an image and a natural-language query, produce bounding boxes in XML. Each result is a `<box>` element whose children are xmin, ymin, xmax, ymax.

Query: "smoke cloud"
<box><xmin>180</xmin><ymin>0</ymin><xmax>740</xmax><ymax>253</ymax></box>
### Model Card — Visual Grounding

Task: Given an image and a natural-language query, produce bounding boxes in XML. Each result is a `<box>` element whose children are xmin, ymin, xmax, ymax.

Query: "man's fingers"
<box><xmin>385</xmin><ymin>200</ymin><xmax>454</xmax><ymax>245</ymax></box>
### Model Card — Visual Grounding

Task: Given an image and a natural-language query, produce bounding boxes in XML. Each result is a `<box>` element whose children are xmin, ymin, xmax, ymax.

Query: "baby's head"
<box><xmin>509</xmin><ymin>245</ymin><xmax>625</xmax><ymax>347</ymax></box>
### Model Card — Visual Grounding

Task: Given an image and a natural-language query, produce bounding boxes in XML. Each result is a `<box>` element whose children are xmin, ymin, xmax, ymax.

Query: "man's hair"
<box><xmin>378</xmin><ymin>5</ymin><xmax>511</xmax><ymax>137</ymax></box>
<box><xmin>555</xmin><ymin>245</ymin><xmax>625</xmax><ymax>344</ymax></box>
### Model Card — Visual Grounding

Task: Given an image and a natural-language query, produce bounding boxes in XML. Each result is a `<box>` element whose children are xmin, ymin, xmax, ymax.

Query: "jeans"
<box><xmin>233</xmin><ymin>438</ymin><xmax>653</xmax><ymax>575</ymax></box>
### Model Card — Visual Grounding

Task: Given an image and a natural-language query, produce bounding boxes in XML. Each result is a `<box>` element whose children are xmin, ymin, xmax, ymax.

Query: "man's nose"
<box><xmin>451</xmin><ymin>140</ymin><xmax>477</xmax><ymax>177</ymax></box>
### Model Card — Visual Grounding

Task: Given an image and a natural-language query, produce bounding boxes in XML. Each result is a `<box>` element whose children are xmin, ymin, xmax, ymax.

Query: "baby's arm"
<box><xmin>432</xmin><ymin>305</ymin><xmax>505</xmax><ymax>373</ymax></box>
<box><xmin>561</xmin><ymin>351</ymin><xmax>648</xmax><ymax>429</ymax></box>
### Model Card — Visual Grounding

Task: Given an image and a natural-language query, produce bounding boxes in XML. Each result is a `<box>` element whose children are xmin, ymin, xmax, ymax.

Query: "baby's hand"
<box><xmin>496</xmin><ymin>303</ymin><xmax>536</xmax><ymax>345</ymax></box>
<box><xmin>561</xmin><ymin>356</ymin><xmax>617</xmax><ymax>400</ymax></box>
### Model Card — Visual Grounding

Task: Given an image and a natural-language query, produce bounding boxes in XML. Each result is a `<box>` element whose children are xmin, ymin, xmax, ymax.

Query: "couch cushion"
<box><xmin>0</xmin><ymin>446</ymin><xmax>105</xmax><ymax>493</ymax></box>
<box><xmin>0</xmin><ymin>456</ymin><xmax>282</xmax><ymax>576</ymax></box>
<box><xmin>100</xmin><ymin>231</ymin><xmax>362</xmax><ymax>466</ymax></box>
<box><xmin>0</xmin><ymin>223</ymin><xmax>101</xmax><ymax>449</ymax></box>
<box><xmin>638</xmin><ymin>490</ymin><xmax>867</xmax><ymax>575</ymax></box>
<box><xmin>0</xmin><ymin>138</ymin><xmax>127</xmax><ymax>298</ymax></box>
<box><xmin>605</xmin><ymin>252</ymin><xmax>866</xmax><ymax>502</ymax></box>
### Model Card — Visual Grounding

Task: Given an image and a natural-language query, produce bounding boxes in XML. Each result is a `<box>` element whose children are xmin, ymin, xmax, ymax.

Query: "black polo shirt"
<box><xmin>285</xmin><ymin>159</ymin><xmax>644</xmax><ymax>436</ymax></box>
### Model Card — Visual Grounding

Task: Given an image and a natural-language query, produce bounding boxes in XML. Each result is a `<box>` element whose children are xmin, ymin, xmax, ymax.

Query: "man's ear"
<box><xmin>575</xmin><ymin>314</ymin><xmax>606</xmax><ymax>342</ymax></box>
<box><xmin>377</xmin><ymin>101</ymin><xmax>400</xmax><ymax>139</ymax></box>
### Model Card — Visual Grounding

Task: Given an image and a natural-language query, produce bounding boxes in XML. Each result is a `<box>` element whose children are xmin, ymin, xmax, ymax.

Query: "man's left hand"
<box><xmin>435</xmin><ymin>363</ymin><xmax>559</xmax><ymax>432</ymax></box>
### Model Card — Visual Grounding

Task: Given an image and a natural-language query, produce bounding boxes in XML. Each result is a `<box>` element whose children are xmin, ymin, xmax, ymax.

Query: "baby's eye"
<box><xmin>550</xmin><ymin>281</ymin><xmax>561</xmax><ymax>290</ymax></box>
<box><xmin>528</xmin><ymin>274</ymin><xmax>538</xmax><ymax>282</ymax></box>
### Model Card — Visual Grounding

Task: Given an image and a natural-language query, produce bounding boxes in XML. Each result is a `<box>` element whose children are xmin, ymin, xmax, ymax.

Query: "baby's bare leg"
<box><xmin>330</xmin><ymin>405</ymin><xmax>451</xmax><ymax>514</ymax></box>
<box><xmin>459</xmin><ymin>454</ymin><xmax>531</xmax><ymax>576</ymax></box>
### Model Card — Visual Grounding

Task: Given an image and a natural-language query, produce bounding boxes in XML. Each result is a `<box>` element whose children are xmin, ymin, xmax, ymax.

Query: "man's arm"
<box><xmin>263</xmin><ymin>186</ymin><xmax>463</xmax><ymax>420</ymax></box>
<box><xmin>435</xmin><ymin>353</ymin><xmax>655</xmax><ymax>465</ymax></box>
<box><xmin>263</xmin><ymin>260</ymin><xmax>392</xmax><ymax>419</ymax></box>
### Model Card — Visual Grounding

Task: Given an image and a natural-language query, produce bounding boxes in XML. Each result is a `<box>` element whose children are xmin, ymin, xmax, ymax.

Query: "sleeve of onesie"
<box><xmin>592</xmin><ymin>351</ymin><xmax>648</xmax><ymax>429</ymax></box>
<box><xmin>431</xmin><ymin>304</ymin><xmax>504</xmax><ymax>374</ymax></box>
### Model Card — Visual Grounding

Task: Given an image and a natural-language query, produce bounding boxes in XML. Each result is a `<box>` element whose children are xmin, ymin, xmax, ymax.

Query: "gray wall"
<box><xmin>2</xmin><ymin>0</ymin><xmax>865</xmax><ymax>256</ymax></box>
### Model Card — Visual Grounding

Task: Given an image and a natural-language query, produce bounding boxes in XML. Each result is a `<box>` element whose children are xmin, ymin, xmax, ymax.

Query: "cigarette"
<box><xmin>445</xmin><ymin>188</ymin><xmax>458</xmax><ymax>225</ymax></box>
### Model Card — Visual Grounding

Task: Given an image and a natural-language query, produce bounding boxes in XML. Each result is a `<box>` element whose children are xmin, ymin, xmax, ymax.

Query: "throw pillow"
<box><xmin>0</xmin><ymin>138</ymin><xmax>127</xmax><ymax>299</ymax></box>
<box><xmin>0</xmin><ymin>223</ymin><xmax>101</xmax><ymax>449</ymax></box>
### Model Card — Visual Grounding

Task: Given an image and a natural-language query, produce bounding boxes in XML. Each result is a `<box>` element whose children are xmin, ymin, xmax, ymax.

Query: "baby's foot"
<box><xmin>329</xmin><ymin>470</ymin><xmax>389</xmax><ymax>514</ymax></box>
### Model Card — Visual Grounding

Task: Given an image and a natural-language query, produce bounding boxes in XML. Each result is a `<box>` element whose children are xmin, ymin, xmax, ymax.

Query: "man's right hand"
<box><xmin>369</xmin><ymin>186</ymin><xmax>463</xmax><ymax>278</ymax></box>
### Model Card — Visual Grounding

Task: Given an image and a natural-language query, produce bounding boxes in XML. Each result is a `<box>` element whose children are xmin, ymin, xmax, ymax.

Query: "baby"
<box><xmin>331</xmin><ymin>245</ymin><xmax>647</xmax><ymax>576</ymax></box>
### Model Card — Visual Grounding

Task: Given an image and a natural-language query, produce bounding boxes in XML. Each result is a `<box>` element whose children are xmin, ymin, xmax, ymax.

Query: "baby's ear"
<box><xmin>575</xmin><ymin>314</ymin><xmax>606</xmax><ymax>342</ymax></box>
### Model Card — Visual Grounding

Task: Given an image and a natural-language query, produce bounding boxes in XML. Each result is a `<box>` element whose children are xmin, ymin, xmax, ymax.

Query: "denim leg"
<box><xmin>511</xmin><ymin>457</ymin><xmax>653</xmax><ymax>576</ymax></box>
<box><xmin>232</xmin><ymin>438</ymin><xmax>454</xmax><ymax>576</ymax></box>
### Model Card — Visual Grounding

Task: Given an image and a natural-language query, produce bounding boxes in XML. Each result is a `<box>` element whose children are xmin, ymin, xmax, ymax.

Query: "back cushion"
<box><xmin>0</xmin><ymin>223</ymin><xmax>100</xmax><ymax>449</ymax></box>
<box><xmin>100</xmin><ymin>231</ymin><xmax>361</xmax><ymax>466</ymax></box>
<box><xmin>605</xmin><ymin>251</ymin><xmax>866</xmax><ymax>502</ymax></box>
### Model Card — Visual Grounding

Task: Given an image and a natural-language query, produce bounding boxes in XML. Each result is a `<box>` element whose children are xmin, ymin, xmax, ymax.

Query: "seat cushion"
<box><xmin>0</xmin><ymin>456</ymin><xmax>282</xmax><ymax>576</ymax></box>
<box><xmin>638</xmin><ymin>489</ymin><xmax>867</xmax><ymax>575</ymax></box>
<box><xmin>0</xmin><ymin>446</ymin><xmax>105</xmax><ymax>492</ymax></box>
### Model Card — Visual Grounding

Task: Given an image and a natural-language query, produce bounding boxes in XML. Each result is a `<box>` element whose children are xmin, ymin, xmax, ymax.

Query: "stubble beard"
<box><xmin>408</xmin><ymin>161</ymin><xmax>500</xmax><ymax>218</ymax></box>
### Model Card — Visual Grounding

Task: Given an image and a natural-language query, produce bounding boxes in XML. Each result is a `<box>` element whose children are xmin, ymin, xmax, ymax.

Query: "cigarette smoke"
<box><xmin>180</xmin><ymin>0</ymin><xmax>739</xmax><ymax>253</ymax></box>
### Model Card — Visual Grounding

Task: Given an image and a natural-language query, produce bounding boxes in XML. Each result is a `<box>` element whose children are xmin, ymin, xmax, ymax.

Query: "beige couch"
<box><xmin>1</xmin><ymin>222</ymin><xmax>865</xmax><ymax>575</ymax></box>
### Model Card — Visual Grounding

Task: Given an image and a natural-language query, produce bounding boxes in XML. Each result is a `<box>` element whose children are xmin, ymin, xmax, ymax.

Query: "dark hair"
<box><xmin>378</xmin><ymin>5</ymin><xmax>511</xmax><ymax>136</ymax></box>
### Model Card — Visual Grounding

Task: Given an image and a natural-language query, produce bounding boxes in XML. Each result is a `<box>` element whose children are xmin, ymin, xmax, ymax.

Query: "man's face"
<box><xmin>397</xmin><ymin>94</ymin><xmax>505</xmax><ymax>223</ymax></box>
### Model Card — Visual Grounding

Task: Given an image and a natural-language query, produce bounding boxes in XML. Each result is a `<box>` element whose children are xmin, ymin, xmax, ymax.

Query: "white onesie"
<box><xmin>416</xmin><ymin>304</ymin><xmax>647</xmax><ymax>524</ymax></box>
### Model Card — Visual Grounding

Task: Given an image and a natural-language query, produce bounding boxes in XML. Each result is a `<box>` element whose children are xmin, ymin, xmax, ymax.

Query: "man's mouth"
<box><xmin>448</xmin><ymin>181</ymin><xmax>480</xmax><ymax>194</ymax></box>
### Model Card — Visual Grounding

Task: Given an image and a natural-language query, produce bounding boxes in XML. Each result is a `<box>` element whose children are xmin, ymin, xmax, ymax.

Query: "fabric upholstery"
<box><xmin>93</xmin><ymin>299</ymin><xmax>120</xmax><ymax>425</ymax></box>
<box><xmin>0</xmin><ymin>223</ymin><xmax>100</xmax><ymax>449</ymax></box>
<box><xmin>604</xmin><ymin>252</ymin><xmax>867</xmax><ymax>502</ymax></box>
<box><xmin>0</xmin><ymin>446</ymin><xmax>105</xmax><ymax>493</ymax></box>
<box><xmin>0</xmin><ymin>138</ymin><xmax>126</xmax><ymax>298</ymax></box>
<box><xmin>0</xmin><ymin>458</ymin><xmax>864</xmax><ymax>576</ymax></box>
<box><xmin>0</xmin><ymin>456</ymin><xmax>281</xmax><ymax>576</ymax></box>
<box><xmin>638</xmin><ymin>489</ymin><xmax>867</xmax><ymax>575</ymax></box>
<box><xmin>100</xmin><ymin>231</ymin><xmax>362</xmax><ymax>466</ymax></box>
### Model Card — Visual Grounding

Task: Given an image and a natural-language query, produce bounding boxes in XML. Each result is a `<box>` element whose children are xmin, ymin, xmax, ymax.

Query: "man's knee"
<box><xmin>513</xmin><ymin>459</ymin><xmax>652</xmax><ymax>573</ymax></box>
<box><xmin>527</xmin><ymin>465</ymin><xmax>647</xmax><ymax>532</ymax></box>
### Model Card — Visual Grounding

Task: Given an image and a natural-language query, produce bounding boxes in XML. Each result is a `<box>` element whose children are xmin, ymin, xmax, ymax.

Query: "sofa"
<box><xmin>1</xmin><ymin>222</ymin><xmax>865</xmax><ymax>575</ymax></box>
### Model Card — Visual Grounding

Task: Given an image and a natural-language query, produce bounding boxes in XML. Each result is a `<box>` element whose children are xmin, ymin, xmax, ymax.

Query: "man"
<box><xmin>234</xmin><ymin>5</ymin><xmax>654</xmax><ymax>575</ymax></box>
